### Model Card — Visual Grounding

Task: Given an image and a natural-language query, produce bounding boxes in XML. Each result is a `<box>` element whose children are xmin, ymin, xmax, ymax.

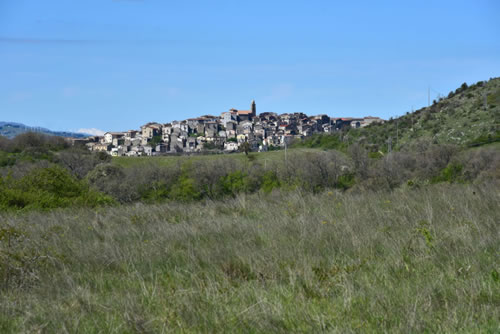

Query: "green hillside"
<box><xmin>299</xmin><ymin>77</ymin><xmax>500</xmax><ymax>151</ymax></box>
<box><xmin>365</xmin><ymin>77</ymin><xmax>499</xmax><ymax>148</ymax></box>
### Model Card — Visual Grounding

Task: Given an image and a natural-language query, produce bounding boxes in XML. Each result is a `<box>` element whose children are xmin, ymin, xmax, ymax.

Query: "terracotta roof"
<box><xmin>237</xmin><ymin>110</ymin><xmax>253</xmax><ymax>115</ymax></box>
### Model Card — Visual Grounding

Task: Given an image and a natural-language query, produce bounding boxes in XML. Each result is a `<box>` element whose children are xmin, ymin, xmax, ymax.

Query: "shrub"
<box><xmin>459</xmin><ymin>147</ymin><xmax>500</xmax><ymax>182</ymax></box>
<box><xmin>0</xmin><ymin>165</ymin><xmax>113</xmax><ymax>210</ymax></box>
<box><xmin>169</xmin><ymin>175</ymin><xmax>201</xmax><ymax>201</ymax></box>
<box><xmin>191</xmin><ymin>158</ymin><xmax>241</xmax><ymax>198</ymax></box>
<box><xmin>432</xmin><ymin>162</ymin><xmax>464</xmax><ymax>183</ymax></box>
<box><xmin>268</xmin><ymin>145</ymin><xmax>281</xmax><ymax>151</ymax></box>
<box><xmin>0</xmin><ymin>151</ymin><xmax>16</xmax><ymax>167</ymax></box>
<box><xmin>348</xmin><ymin>143</ymin><xmax>369</xmax><ymax>178</ymax></box>
<box><xmin>284</xmin><ymin>150</ymin><xmax>351</xmax><ymax>191</ymax></box>
<box><xmin>336</xmin><ymin>173</ymin><xmax>356</xmax><ymax>189</ymax></box>
<box><xmin>148</xmin><ymin>135</ymin><xmax>162</xmax><ymax>148</ymax></box>
<box><xmin>139</xmin><ymin>181</ymin><xmax>169</xmax><ymax>203</ymax></box>
<box><xmin>87</xmin><ymin>164</ymin><xmax>140</xmax><ymax>203</ymax></box>
<box><xmin>57</xmin><ymin>148</ymin><xmax>111</xmax><ymax>178</ymax></box>
<box><xmin>10</xmin><ymin>132</ymin><xmax>69</xmax><ymax>153</ymax></box>
<box><xmin>261</xmin><ymin>170</ymin><xmax>280</xmax><ymax>193</ymax></box>
<box><xmin>219</xmin><ymin>171</ymin><xmax>251</xmax><ymax>196</ymax></box>
<box><xmin>368</xmin><ymin>151</ymin><xmax>383</xmax><ymax>159</ymax></box>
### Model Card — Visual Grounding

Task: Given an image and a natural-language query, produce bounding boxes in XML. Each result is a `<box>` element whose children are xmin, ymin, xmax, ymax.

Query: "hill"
<box><xmin>0</xmin><ymin>122</ymin><xmax>89</xmax><ymax>139</ymax></box>
<box><xmin>298</xmin><ymin>77</ymin><xmax>500</xmax><ymax>151</ymax></box>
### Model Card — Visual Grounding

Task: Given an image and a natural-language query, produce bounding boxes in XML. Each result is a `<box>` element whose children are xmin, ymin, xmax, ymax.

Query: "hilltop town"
<box><xmin>79</xmin><ymin>101</ymin><xmax>384</xmax><ymax>156</ymax></box>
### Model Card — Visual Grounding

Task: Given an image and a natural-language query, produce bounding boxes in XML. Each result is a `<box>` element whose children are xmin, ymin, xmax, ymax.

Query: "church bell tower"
<box><xmin>251</xmin><ymin>100</ymin><xmax>256</xmax><ymax>116</ymax></box>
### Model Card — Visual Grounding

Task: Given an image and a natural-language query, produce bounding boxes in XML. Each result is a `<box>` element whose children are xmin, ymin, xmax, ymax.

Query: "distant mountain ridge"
<box><xmin>0</xmin><ymin>122</ymin><xmax>89</xmax><ymax>139</ymax></box>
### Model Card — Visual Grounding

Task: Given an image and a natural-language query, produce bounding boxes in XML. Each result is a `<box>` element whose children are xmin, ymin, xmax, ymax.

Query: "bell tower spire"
<box><xmin>251</xmin><ymin>100</ymin><xmax>256</xmax><ymax>116</ymax></box>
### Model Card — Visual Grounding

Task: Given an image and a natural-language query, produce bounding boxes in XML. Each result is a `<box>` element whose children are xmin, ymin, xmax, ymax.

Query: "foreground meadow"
<box><xmin>1</xmin><ymin>183</ymin><xmax>499</xmax><ymax>333</ymax></box>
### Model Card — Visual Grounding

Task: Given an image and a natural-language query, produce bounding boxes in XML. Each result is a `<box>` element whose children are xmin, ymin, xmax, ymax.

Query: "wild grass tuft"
<box><xmin>0</xmin><ymin>183</ymin><xmax>498</xmax><ymax>332</ymax></box>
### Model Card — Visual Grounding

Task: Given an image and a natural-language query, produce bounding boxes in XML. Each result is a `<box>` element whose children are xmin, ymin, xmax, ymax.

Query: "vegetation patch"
<box><xmin>0</xmin><ymin>184</ymin><xmax>498</xmax><ymax>332</ymax></box>
<box><xmin>0</xmin><ymin>166</ymin><xmax>113</xmax><ymax>211</ymax></box>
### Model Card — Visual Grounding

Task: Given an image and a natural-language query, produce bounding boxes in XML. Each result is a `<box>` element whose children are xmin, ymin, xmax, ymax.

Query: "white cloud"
<box><xmin>77</xmin><ymin>128</ymin><xmax>105</xmax><ymax>136</ymax></box>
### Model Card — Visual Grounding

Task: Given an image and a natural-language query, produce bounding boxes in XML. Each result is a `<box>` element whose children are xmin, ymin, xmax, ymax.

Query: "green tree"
<box><xmin>148</xmin><ymin>135</ymin><xmax>162</xmax><ymax>148</ymax></box>
<box><xmin>240</xmin><ymin>142</ymin><xmax>250</xmax><ymax>155</ymax></box>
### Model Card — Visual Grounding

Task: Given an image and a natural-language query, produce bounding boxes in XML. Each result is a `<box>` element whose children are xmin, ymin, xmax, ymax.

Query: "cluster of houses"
<box><xmin>78</xmin><ymin>100</ymin><xmax>384</xmax><ymax>156</ymax></box>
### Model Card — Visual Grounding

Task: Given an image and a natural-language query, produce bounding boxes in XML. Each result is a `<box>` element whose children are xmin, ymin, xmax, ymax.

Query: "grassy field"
<box><xmin>111</xmin><ymin>148</ymin><xmax>317</xmax><ymax>168</ymax></box>
<box><xmin>1</xmin><ymin>183</ymin><xmax>499</xmax><ymax>332</ymax></box>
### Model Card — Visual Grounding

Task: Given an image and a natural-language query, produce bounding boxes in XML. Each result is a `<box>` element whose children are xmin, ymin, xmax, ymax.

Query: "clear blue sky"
<box><xmin>1</xmin><ymin>0</ymin><xmax>499</xmax><ymax>133</ymax></box>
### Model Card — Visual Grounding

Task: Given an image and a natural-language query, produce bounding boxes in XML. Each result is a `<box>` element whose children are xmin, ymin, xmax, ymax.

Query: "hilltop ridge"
<box><xmin>81</xmin><ymin>102</ymin><xmax>384</xmax><ymax>156</ymax></box>
<box><xmin>362</xmin><ymin>78</ymin><xmax>499</xmax><ymax>147</ymax></box>
<box><xmin>299</xmin><ymin>77</ymin><xmax>500</xmax><ymax>151</ymax></box>
<box><xmin>4</xmin><ymin>78</ymin><xmax>498</xmax><ymax>154</ymax></box>
<box><xmin>0</xmin><ymin>122</ymin><xmax>89</xmax><ymax>139</ymax></box>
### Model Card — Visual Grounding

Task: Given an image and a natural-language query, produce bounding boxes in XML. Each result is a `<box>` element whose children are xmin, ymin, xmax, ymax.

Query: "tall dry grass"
<box><xmin>0</xmin><ymin>183</ymin><xmax>499</xmax><ymax>332</ymax></box>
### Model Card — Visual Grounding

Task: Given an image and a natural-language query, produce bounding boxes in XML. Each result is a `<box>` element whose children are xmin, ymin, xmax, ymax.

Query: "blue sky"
<box><xmin>1</xmin><ymin>0</ymin><xmax>499</xmax><ymax>134</ymax></box>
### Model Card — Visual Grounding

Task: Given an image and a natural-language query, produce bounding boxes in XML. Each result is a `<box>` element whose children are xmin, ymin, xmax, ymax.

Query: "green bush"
<box><xmin>368</xmin><ymin>151</ymin><xmax>383</xmax><ymax>159</ymax></box>
<box><xmin>169</xmin><ymin>175</ymin><xmax>201</xmax><ymax>201</ymax></box>
<box><xmin>203</xmin><ymin>142</ymin><xmax>218</xmax><ymax>150</ymax></box>
<box><xmin>432</xmin><ymin>162</ymin><xmax>464</xmax><ymax>183</ymax></box>
<box><xmin>0</xmin><ymin>166</ymin><xmax>113</xmax><ymax>211</ymax></box>
<box><xmin>336</xmin><ymin>173</ymin><xmax>356</xmax><ymax>189</ymax></box>
<box><xmin>219</xmin><ymin>171</ymin><xmax>251</xmax><ymax>196</ymax></box>
<box><xmin>148</xmin><ymin>135</ymin><xmax>162</xmax><ymax>148</ymax></box>
<box><xmin>268</xmin><ymin>144</ymin><xmax>281</xmax><ymax>151</ymax></box>
<box><xmin>0</xmin><ymin>152</ymin><xmax>16</xmax><ymax>167</ymax></box>
<box><xmin>139</xmin><ymin>181</ymin><xmax>169</xmax><ymax>203</ymax></box>
<box><xmin>261</xmin><ymin>170</ymin><xmax>280</xmax><ymax>193</ymax></box>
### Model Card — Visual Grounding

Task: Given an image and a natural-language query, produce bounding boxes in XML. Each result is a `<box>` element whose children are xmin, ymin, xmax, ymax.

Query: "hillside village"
<box><xmin>78</xmin><ymin>100</ymin><xmax>384</xmax><ymax>156</ymax></box>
